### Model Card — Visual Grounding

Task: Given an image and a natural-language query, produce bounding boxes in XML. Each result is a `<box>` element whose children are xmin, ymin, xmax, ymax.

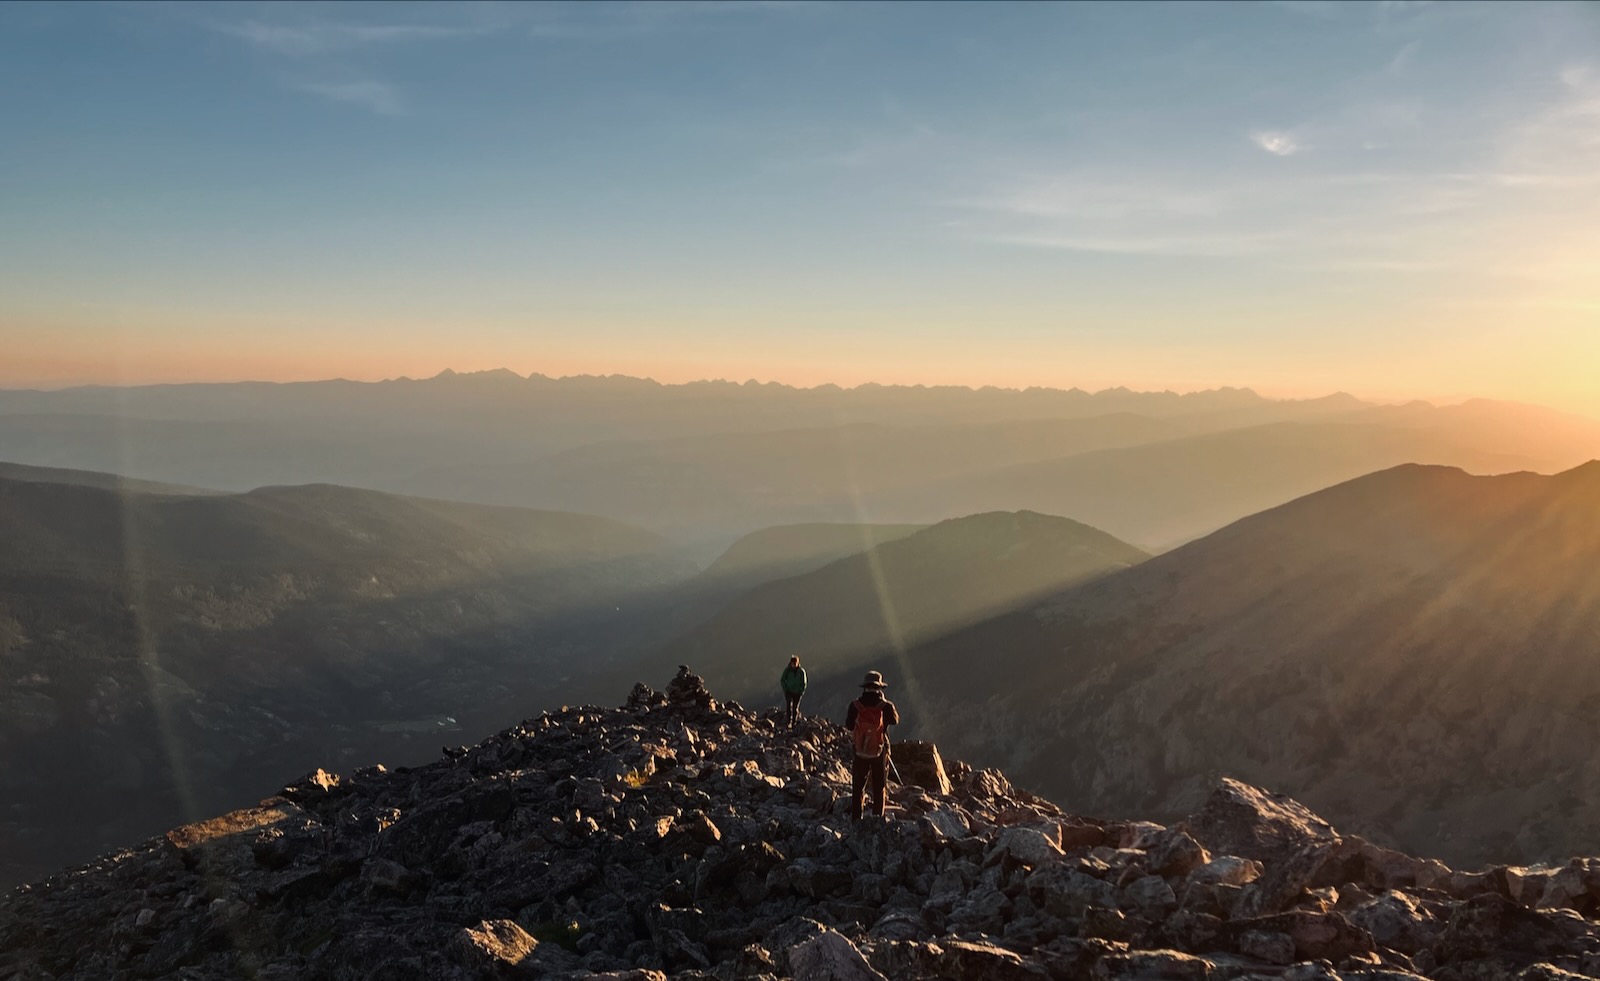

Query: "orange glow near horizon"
<box><xmin>6</xmin><ymin>322</ymin><xmax>1598</xmax><ymax>423</ymax></box>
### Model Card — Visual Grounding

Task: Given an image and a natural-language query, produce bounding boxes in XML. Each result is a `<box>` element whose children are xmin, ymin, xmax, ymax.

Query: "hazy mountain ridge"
<box><xmin>4</xmin><ymin>375</ymin><xmax>1595</xmax><ymax>549</ymax></box>
<box><xmin>403</xmin><ymin>414</ymin><xmax>1191</xmax><ymax>539</ymax></box>
<box><xmin>0</xmin><ymin>460</ymin><xmax>216</xmax><ymax>496</ymax></box>
<box><xmin>0</xmin><ymin>470</ymin><xmax>698</xmax><ymax>887</ymax></box>
<box><xmin>0</xmin><ymin>371</ymin><xmax>1336</xmax><ymax>428</ymax></box>
<box><xmin>696</xmin><ymin>522</ymin><xmax>928</xmax><ymax>591</ymax></box>
<box><xmin>658</xmin><ymin>510</ymin><xmax>1150</xmax><ymax>700</ymax></box>
<box><xmin>875</xmin><ymin>419</ymin><xmax>1562</xmax><ymax>549</ymax></box>
<box><xmin>894</xmin><ymin>462</ymin><xmax>1600</xmax><ymax>866</ymax></box>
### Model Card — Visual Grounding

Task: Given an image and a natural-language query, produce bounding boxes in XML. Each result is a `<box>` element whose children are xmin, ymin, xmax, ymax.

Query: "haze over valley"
<box><xmin>2</xmin><ymin>377</ymin><xmax>1597</xmax><ymax>886</ymax></box>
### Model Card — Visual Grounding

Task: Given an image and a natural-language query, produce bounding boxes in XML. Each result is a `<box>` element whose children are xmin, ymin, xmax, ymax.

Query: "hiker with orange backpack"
<box><xmin>844</xmin><ymin>670</ymin><xmax>900</xmax><ymax>820</ymax></box>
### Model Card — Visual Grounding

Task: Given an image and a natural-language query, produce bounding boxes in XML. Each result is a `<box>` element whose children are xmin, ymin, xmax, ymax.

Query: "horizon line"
<box><xmin>0</xmin><ymin>366</ymin><xmax>1376</xmax><ymax>403</ymax></box>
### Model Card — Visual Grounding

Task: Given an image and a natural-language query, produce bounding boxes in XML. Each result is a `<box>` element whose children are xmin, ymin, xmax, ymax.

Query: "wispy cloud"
<box><xmin>295</xmin><ymin>80</ymin><xmax>407</xmax><ymax>117</ymax></box>
<box><xmin>970</xmin><ymin>177</ymin><xmax>1228</xmax><ymax>222</ymax></box>
<box><xmin>202</xmin><ymin>11</ymin><xmax>497</xmax><ymax>116</ymax></box>
<box><xmin>1560</xmin><ymin>64</ymin><xmax>1596</xmax><ymax>91</ymax></box>
<box><xmin>1250</xmin><ymin>130</ymin><xmax>1301</xmax><ymax>157</ymax></box>
<box><xmin>978</xmin><ymin>229</ymin><xmax>1291</xmax><ymax>258</ymax></box>
<box><xmin>1386</xmin><ymin>40</ymin><xmax>1421</xmax><ymax>74</ymax></box>
<box><xmin>1270</xmin><ymin>1</ymin><xmax>1342</xmax><ymax>20</ymax></box>
<box><xmin>217</xmin><ymin>19</ymin><xmax>492</xmax><ymax>57</ymax></box>
<box><xmin>525</xmin><ymin>0</ymin><xmax>822</xmax><ymax>40</ymax></box>
<box><xmin>951</xmin><ymin>172</ymin><xmax>1288</xmax><ymax>258</ymax></box>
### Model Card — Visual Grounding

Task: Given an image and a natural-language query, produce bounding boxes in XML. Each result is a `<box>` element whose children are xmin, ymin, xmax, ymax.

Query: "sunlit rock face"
<box><xmin>5</xmin><ymin>674</ymin><xmax>1600</xmax><ymax>981</ymax></box>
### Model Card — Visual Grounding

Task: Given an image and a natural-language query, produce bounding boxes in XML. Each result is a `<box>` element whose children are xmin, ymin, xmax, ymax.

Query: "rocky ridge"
<box><xmin>3</xmin><ymin>670</ymin><xmax>1600</xmax><ymax>981</ymax></box>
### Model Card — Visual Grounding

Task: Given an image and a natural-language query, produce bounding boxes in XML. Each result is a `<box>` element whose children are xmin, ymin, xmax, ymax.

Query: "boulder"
<box><xmin>787</xmin><ymin>929</ymin><xmax>888</xmax><ymax>981</ymax></box>
<box><xmin>1346</xmin><ymin>890</ymin><xmax>1438</xmax><ymax>954</ymax></box>
<box><xmin>1094</xmin><ymin>949</ymin><xmax>1213</xmax><ymax>981</ymax></box>
<box><xmin>919</xmin><ymin>939</ymin><xmax>1051</xmax><ymax>981</ymax></box>
<box><xmin>1028</xmin><ymin>864</ymin><xmax>1118</xmax><ymax>918</ymax></box>
<box><xmin>1187</xmin><ymin>856</ymin><xmax>1263</xmax><ymax>889</ymax></box>
<box><xmin>892</xmin><ymin>741</ymin><xmax>952</xmax><ymax>796</ymax></box>
<box><xmin>1237</xmin><ymin>929</ymin><xmax>1295</xmax><ymax>965</ymax></box>
<box><xmin>1147</xmin><ymin>829</ymin><xmax>1211</xmax><ymax>880</ymax></box>
<box><xmin>1225</xmin><ymin>911</ymin><xmax>1375</xmax><ymax>963</ymax></box>
<box><xmin>1183</xmin><ymin>779</ymin><xmax>1337</xmax><ymax>867</ymax></box>
<box><xmin>455</xmin><ymin>919</ymin><xmax>539</xmax><ymax>976</ymax></box>
<box><xmin>1121</xmin><ymin>875</ymin><xmax>1179</xmax><ymax>918</ymax></box>
<box><xmin>989</xmin><ymin>826</ymin><xmax>1065</xmax><ymax>868</ymax></box>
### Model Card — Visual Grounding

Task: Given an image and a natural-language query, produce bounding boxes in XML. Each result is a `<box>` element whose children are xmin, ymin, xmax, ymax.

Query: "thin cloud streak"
<box><xmin>295</xmin><ymin>80</ymin><xmax>407</xmax><ymax>116</ymax></box>
<box><xmin>526</xmin><ymin>0</ymin><xmax>824</xmax><ymax>40</ymax></box>
<box><xmin>950</xmin><ymin>159</ymin><xmax>1599</xmax><ymax>265</ymax></box>
<box><xmin>977</xmin><ymin>229</ymin><xmax>1291</xmax><ymax>258</ymax></box>
<box><xmin>216</xmin><ymin>19</ymin><xmax>493</xmax><ymax>57</ymax></box>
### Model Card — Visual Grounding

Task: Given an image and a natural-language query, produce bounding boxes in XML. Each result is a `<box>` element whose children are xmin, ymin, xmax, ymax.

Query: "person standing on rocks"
<box><xmin>780</xmin><ymin>656</ymin><xmax>807</xmax><ymax>727</ymax></box>
<box><xmin>845</xmin><ymin>670</ymin><xmax>899</xmax><ymax>820</ymax></box>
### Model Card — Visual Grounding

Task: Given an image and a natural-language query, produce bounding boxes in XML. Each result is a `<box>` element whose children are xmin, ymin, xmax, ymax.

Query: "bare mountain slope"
<box><xmin>0</xmin><ymin>469</ymin><xmax>695</xmax><ymax>887</ymax></box>
<box><xmin>695</xmin><ymin>521</ymin><xmax>927</xmax><ymax>591</ymax></box>
<box><xmin>658</xmin><ymin>510</ymin><xmax>1149</xmax><ymax>700</ymax></box>
<box><xmin>901</xmin><ymin>462</ymin><xmax>1600</xmax><ymax>865</ymax></box>
<box><xmin>879</xmin><ymin>420</ymin><xmax>1557</xmax><ymax>548</ymax></box>
<box><xmin>0</xmin><ymin>460</ymin><xmax>215</xmax><ymax>496</ymax></box>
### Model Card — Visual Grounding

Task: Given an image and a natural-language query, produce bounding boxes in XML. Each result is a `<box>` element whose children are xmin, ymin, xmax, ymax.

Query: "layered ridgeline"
<box><xmin>893</xmin><ymin>463</ymin><xmax>1600</xmax><ymax>867</ymax></box>
<box><xmin>4</xmin><ymin>372</ymin><xmax>1597</xmax><ymax>547</ymax></box>
<box><xmin>404</xmin><ymin>402</ymin><xmax>1593</xmax><ymax>548</ymax></box>
<box><xmin>0</xmin><ymin>460</ymin><xmax>217</xmax><ymax>496</ymax></box>
<box><xmin>0</xmin><ymin>470</ymin><xmax>695</xmax><ymax>887</ymax></box>
<box><xmin>692</xmin><ymin>523</ymin><xmax>927</xmax><ymax>595</ymax></box>
<box><xmin>405</xmin><ymin>414</ymin><xmax>1190</xmax><ymax>543</ymax></box>
<box><xmin>5</xmin><ymin>672</ymin><xmax>1600</xmax><ymax>981</ymax></box>
<box><xmin>658</xmin><ymin>511</ymin><xmax>1148</xmax><ymax>702</ymax></box>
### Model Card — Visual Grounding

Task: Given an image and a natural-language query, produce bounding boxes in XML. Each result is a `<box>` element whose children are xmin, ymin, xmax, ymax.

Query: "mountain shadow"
<box><xmin>0</xmin><ymin>469</ymin><xmax>696</xmax><ymax>887</ymax></box>
<box><xmin>656</xmin><ymin>510</ymin><xmax>1149</xmax><ymax>703</ymax></box>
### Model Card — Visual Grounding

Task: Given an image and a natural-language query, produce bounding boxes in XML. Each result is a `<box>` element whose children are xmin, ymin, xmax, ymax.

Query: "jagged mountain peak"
<box><xmin>4</xmin><ymin>672</ymin><xmax>1597</xmax><ymax>980</ymax></box>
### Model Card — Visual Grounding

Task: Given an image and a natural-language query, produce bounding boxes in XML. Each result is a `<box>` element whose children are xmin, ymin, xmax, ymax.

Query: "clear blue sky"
<box><xmin>2</xmin><ymin>1</ymin><xmax>1597</xmax><ymax>412</ymax></box>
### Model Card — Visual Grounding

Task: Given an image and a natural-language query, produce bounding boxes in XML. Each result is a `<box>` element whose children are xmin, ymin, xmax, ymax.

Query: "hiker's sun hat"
<box><xmin>859</xmin><ymin>670</ymin><xmax>887</xmax><ymax>689</ymax></box>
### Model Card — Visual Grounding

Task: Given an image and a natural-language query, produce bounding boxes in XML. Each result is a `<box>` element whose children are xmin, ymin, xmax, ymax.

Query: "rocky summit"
<box><xmin>4</xmin><ymin>671</ymin><xmax>1600</xmax><ymax>981</ymax></box>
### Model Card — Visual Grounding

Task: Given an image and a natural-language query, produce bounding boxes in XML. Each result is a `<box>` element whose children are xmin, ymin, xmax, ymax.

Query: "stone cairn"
<box><xmin>3</xmin><ymin>672</ymin><xmax>1600</xmax><ymax>980</ymax></box>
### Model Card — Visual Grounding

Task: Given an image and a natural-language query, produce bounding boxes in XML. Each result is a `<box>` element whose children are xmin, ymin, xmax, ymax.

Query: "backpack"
<box><xmin>852</xmin><ymin>700</ymin><xmax>886</xmax><ymax>757</ymax></box>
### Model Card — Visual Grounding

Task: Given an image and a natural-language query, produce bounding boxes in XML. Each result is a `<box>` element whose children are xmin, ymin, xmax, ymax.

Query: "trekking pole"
<box><xmin>885</xmin><ymin>736</ymin><xmax>904</xmax><ymax>786</ymax></box>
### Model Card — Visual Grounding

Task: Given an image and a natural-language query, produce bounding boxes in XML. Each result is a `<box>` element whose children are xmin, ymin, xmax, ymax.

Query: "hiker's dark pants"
<box><xmin>852</xmin><ymin>753</ymin><xmax>887</xmax><ymax>819</ymax></box>
<box><xmin>785</xmin><ymin>692</ymin><xmax>802</xmax><ymax>725</ymax></box>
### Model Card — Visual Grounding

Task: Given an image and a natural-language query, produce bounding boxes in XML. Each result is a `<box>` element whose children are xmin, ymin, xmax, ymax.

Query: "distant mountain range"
<box><xmin>0</xmin><ymin>470</ymin><xmax>694</xmax><ymax>886</ymax></box>
<box><xmin>4</xmin><ymin>372</ymin><xmax>1595</xmax><ymax>547</ymax></box>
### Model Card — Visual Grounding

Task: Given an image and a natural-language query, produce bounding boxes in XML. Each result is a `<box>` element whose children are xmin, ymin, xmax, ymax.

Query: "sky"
<box><xmin>1</xmin><ymin>0</ymin><xmax>1597</xmax><ymax>414</ymax></box>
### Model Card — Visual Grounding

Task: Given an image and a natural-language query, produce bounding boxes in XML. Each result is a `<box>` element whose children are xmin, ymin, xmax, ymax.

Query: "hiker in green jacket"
<box><xmin>780</xmin><ymin>656</ymin><xmax>807</xmax><ymax>727</ymax></box>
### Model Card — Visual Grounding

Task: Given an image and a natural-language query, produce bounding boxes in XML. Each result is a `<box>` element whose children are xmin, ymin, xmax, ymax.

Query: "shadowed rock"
<box><xmin>4</xmin><ymin>674</ymin><xmax>1600</xmax><ymax>981</ymax></box>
